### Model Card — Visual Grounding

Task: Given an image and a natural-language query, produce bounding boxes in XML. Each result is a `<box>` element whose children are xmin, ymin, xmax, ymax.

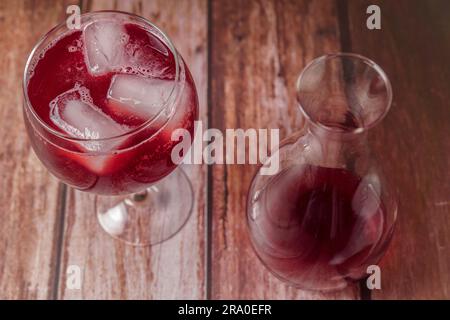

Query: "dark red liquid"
<box><xmin>25</xmin><ymin>21</ymin><xmax>198</xmax><ymax>195</ymax></box>
<box><xmin>248</xmin><ymin>165</ymin><xmax>392</xmax><ymax>290</ymax></box>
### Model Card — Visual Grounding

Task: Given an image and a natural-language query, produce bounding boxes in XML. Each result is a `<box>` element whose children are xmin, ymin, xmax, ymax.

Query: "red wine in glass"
<box><xmin>23</xmin><ymin>12</ymin><xmax>199</xmax><ymax>246</ymax></box>
<box><xmin>25</xmin><ymin>19</ymin><xmax>197</xmax><ymax>195</ymax></box>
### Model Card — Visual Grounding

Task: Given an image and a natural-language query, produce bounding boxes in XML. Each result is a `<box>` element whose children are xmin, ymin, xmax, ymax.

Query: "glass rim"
<box><xmin>296</xmin><ymin>52</ymin><xmax>393</xmax><ymax>134</ymax></box>
<box><xmin>22</xmin><ymin>10</ymin><xmax>181</xmax><ymax>143</ymax></box>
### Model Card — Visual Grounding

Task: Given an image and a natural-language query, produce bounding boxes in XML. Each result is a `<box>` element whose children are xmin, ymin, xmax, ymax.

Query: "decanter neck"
<box><xmin>307</xmin><ymin>124</ymin><xmax>370</xmax><ymax>170</ymax></box>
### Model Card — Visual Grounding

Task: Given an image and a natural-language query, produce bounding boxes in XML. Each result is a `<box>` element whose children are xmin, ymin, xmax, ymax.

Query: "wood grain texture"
<box><xmin>0</xmin><ymin>0</ymin><xmax>77</xmax><ymax>299</ymax></box>
<box><xmin>1</xmin><ymin>0</ymin><xmax>449</xmax><ymax>300</ymax></box>
<box><xmin>209</xmin><ymin>0</ymin><xmax>359</xmax><ymax>299</ymax></box>
<box><xmin>343</xmin><ymin>0</ymin><xmax>450</xmax><ymax>299</ymax></box>
<box><xmin>57</xmin><ymin>0</ymin><xmax>207</xmax><ymax>299</ymax></box>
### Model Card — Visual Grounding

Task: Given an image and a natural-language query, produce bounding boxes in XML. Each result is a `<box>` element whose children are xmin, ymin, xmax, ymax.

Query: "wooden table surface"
<box><xmin>0</xmin><ymin>0</ymin><xmax>448</xmax><ymax>300</ymax></box>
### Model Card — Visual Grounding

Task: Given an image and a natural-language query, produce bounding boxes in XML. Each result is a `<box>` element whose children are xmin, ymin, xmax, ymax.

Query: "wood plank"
<box><xmin>57</xmin><ymin>0</ymin><xmax>207</xmax><ymax>299</ymax></box>
<box><xmin>345</xmin><ymin>0</ymin><xmax>450</xmax><ymax>299</ymax></box>
<box><xmin>0</xmin><ymin>0</ymin><xmax>77</xmax><ymax>299</ymax></box>
<box><xmin>210</xmin><ymin>0</ymin><xmax>359</xmax><ymax>299</ymax></box>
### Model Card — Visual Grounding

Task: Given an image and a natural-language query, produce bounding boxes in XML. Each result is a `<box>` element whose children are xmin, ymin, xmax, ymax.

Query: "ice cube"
<box><xmin>107</xmin><ymin>74</ymin><xmax>173</xmax><ymax>121</ymax></box>
<box><xmin>83</xmin><ymin>20</ymin><xmax>129</xmax><ymax>75</ymax></box>
<box><xmin>49</xmin><ymin>86</ymin><xmax>126</xmax><ymax>152</ymax></box>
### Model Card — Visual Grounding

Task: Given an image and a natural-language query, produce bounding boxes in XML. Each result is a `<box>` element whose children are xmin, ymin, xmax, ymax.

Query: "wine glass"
<box><xmin>23</xmin><ymin>11</ymin><xmax>198</xmax><ymax>246</ymax></box>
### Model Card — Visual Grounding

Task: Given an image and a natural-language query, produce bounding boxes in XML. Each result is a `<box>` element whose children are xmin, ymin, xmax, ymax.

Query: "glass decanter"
<box><xmin>247</xmin><ymin>53</ymin><xmax>397</xmax><ymax>291</ymax></box>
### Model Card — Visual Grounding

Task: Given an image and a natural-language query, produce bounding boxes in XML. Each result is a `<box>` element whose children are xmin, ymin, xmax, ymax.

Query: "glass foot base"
<box><xmin>97</xmin><ymin>167</ymin><xmax>193</xmax><ymax>246</ymax></box>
